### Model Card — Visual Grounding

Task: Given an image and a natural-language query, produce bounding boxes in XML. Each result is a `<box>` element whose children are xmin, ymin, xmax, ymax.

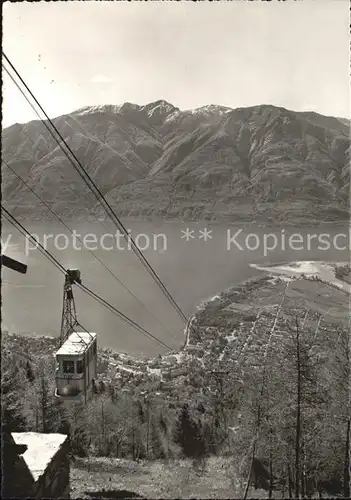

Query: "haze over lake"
<box><xmin>2</xmin><ymin>221</ymin><xmax>349</xmax><ymax>357</ymax></box>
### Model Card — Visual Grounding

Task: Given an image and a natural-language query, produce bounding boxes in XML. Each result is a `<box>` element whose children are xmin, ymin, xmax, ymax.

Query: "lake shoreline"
<box><xmin>4</xmin><ymin>260</ymin><xmax>348</xmax><ymax>365</ymax></box>
<box><xmin>3</xmin><ymin>214</ymin><xmax>349</xmax><ymax>358</ymax></box>
<box><xmin>2</xmin><ymin>215</ymin><xmax>350</xmax><ymax>229</ymax></box>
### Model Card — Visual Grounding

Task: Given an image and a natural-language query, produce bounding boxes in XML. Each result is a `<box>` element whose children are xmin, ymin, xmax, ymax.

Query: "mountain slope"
<box><xmin>2</xmin><ymin>101</ymin><xmax>350</xmax><ymax>223</ymax></box>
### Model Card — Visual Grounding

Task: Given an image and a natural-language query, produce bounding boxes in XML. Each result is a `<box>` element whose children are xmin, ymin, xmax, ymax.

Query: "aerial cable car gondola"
<box><xmin>54</xmin><ymin>269</ymin><xmax>97</xmax><ymax>402</ymax></box>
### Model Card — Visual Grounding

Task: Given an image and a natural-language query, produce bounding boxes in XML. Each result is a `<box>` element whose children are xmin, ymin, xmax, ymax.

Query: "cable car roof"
<box><xmin>55</xmin><ymin>331</ymin><xmax>97</xmax><ymax>356</ymax></box>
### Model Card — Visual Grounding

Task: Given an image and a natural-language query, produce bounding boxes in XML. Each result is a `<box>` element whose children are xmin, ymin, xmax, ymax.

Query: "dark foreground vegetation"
<box><xmin>334</xmin><ymin>264</ymin><xmax>351</xmax><ymax>284</ymax></box>
<box><xmin>2</xmin><ymin>276</ymin><xmax>350</xmax><ymax>498</ymax></box>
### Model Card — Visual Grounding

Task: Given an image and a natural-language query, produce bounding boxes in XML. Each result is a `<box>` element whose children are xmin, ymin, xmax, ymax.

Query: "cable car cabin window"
<box><xmin>76</xmin><ymin>360</ymin><xmax>84</xmax><ymax>374</ymax></box>
<box><xmin>63</xmin><ymin>360</ymin><xmax>75</xmax><ymax>374</ymax></box>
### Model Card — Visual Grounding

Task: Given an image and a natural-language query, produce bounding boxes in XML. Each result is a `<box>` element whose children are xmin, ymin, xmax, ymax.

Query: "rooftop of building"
<box><xmin>55</xmin><ymin>331</ymin><xmax>97</xmax><ymax>356</ymax></box>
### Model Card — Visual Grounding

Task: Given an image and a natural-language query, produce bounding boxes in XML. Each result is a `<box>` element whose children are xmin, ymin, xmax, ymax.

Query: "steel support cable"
<box><xmin>3</xmin><ymin>64</ymin><xmax>114</xmax><ymax>235</ymax></box>
<box><xmin>4</xmin><ymin>63</ymin><xmax>161</xmax><ymax>292</ymax></box>
<box><xmin>2</xmin><ymin>207</ymin><xmax>67</xmax><ymax>274</ymax></box>
<box><xmin>2</xmin><ymin>208</ymin><xmax>90</xmax><ymax>344</ymax></box>
<box><xmin>3</xmin><ymin>55</ymin><xmax>188</xmax><ymax>325</ymax></box>
<box><xmin>241</xmin><ymin>284</ymin><xmax>341</xmax><ymax>499</ymax></box>
<box><xmin>1</xmin><ymin>118</ymin><xmax>116</xmax><ymax>238</ymax></box>
<box><xmin>3</xmin><ymin>206</ymin><xmax>171</xmax><ymax>350</ymax></box>
<box><xmin>2</xmin><ymin>159</ymin><xmax>180</xmax><ymax>343</ymax></box>
<box><xmin>77</xmin><ymin>283</ymin><xmax>171</xmax><ymax>350</ymax></box>
<box><xmin>1</xmin><ymin>206</ymin><xmax>172</xmax><ymax>350</ymax></box>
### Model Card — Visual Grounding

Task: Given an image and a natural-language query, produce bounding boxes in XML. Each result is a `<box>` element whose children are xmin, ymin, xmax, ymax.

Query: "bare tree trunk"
<box><xmin>130</xmin><ymin>399</ymin><xmax>136</xmax><ymax>460</ymax></box>
<box><xmin>35</xmin><ymin>403</ymin><xmax>39</xmax><ymax>432</ymax></box>
<box><xmin>101</xmin><ymin>400</ymin><xmax>105</xmax><ymax>454</ymax></box>
<box><xmin>40</xmin><ymin>373</ymin><xmax>49</xmax><ymax>432</ymax></box>
<box><xmin>243</xmin><ymin>452</ymin><xmax>255</xmax><ymax>500</ymax></box>
<box><xmin>295</xmin><ymin>317</ymin><xmax>302</xmax><ymax>499</ymax></box>
<box><xmin>344</xmin><ymin>417</ymin><xmax>350</xmax><ymax>498</ymax></box>
<box><xmin>301</xmin><ymin>437</ymin><xmax>306</xmax><ymax>499</ymax></box>
<box><xmin>269</xmin><ymin>427</ymin><xmax>274</xmax><ymax>499</ymax></box>
<box><xmin>132</xmin><ymin>420</ymin><xmax>136</xmax><ymax>461</ymax></box>
<box><xmin>243</xmin><ymin>391</ymin><xmax>263</xmax><ymax>500</ymax></box>
<box><xmin>146</xmin><ymin>398</ymin><xmax>150</xmax><ymax>459</ymax></box>
<box><xmin>280</xmin><ymin>481</ymin><xmax>287</xmax><ymax>500</ymax></box>
<box><xmin>269</xmin><ymin>458</ymin><xmax>274</xmax><ymax>499</ymax></box>
<box><xmin>288</xmin><ymin>463</ymin><xmax>293</xmax><ymax>499</ymax></box>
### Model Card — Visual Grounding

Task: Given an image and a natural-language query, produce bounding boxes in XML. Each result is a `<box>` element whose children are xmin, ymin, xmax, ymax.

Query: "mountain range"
<box><xmin>2</xmin><ymin>100</ymin><xmax>350</xmax><ymax>223</ymax></box>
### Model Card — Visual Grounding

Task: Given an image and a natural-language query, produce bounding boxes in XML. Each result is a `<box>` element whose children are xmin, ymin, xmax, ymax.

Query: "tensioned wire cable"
<box><xmin>1</xmin><ymin>206</ymin><xmax>172</xmax><ymax>351</ymax></box>
<box><xmin>1</xmin><ymin>116</ymin><xmax>119</xmax><ymax>237</ymax></box>
<box><xmin>2</xmin><ymin>54</ymin><xmax>188</xmax><ymax>325</ymax></box>
<box><xmin>2</xmin><ymin>159</ymin><xmax>181</xmax><ymax>344</ymax></box>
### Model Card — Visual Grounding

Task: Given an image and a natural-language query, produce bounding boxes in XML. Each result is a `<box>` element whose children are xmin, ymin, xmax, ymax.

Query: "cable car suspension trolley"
<box><xmin>60</xmin><ymin>269</ymin><xmax>82</xmax><ymax>345</ymax></box>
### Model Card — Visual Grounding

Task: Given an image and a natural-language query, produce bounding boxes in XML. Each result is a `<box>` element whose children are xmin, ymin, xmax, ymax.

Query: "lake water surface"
<box><xmin>2</xmin><ymin>220</ymin><xmax>349</xmax><ymax>356</ymax></box>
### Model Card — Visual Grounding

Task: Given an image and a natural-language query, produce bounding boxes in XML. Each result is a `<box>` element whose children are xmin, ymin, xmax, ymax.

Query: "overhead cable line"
<box><xmin>1</xmin><ymin>206</ymin><xmax>172</xmax><ymax>350</ymax></box>
<box><xmin>2</xmin><ymin>208</ymin><xmax>90</xmax><ymax>342</ymax></box>
<box><xmin>2</xmin><ymin>207</ymin><xmax>67</xmax><ymax>274</ymax></box>
<box><xmin>76</xmin><ymin>282</ymin><xmax>171</xmax><ymax>350</ymax></box>
<box><xmin>1</xmin><ymin>122</ymin><xmax>114</xmax><ymax>236</ymax></box>
<box><xmin>2</xmin><ymin>159</ymin><xmax>180</xmax><ymax>343</ymax></box>
<box><xmin>3</xmin><ymin>54</ymin><xmax>188</xmax><ymax>325</ymax></box>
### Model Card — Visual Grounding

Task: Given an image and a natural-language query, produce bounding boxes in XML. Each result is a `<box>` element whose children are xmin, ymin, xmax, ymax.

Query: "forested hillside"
<box><xmin>2</xmin><ymin>276</ymin><xmax>350</xmax><ymax>498</ymax></box>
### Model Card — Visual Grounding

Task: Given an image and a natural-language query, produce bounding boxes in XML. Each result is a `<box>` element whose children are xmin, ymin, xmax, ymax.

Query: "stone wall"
<box><xmin>32</xmin><ymin>437</ymin><xmax>70</xmax><ymax>498</ymax></box>
<box><xmin>10</xmin><ymin>432</ymin><xmax>70</xmax><ymax>499</ymax></box>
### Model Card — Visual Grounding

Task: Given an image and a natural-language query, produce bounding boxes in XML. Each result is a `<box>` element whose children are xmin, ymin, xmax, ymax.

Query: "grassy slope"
<box><xmin>70</xmin><ymin>456</ymin><xmax>275</xmax><ymax>499</ymax></box>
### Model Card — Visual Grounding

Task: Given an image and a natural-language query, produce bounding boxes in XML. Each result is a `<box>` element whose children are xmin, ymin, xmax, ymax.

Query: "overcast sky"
<box><xmin>2</xmin><ymin>0</ymin><xmax>349</xmax><ymax>127</ymax></box>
